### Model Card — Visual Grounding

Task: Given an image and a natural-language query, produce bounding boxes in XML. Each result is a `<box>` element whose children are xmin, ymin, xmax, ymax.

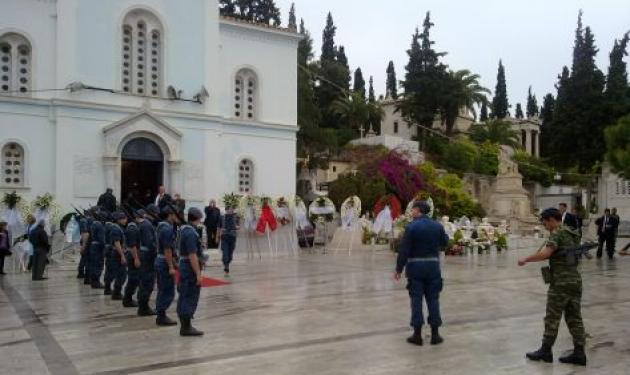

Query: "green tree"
<box><xmin>254</xmin><ymin>0</ymin><xmax>281</xmax><ymax>26</ymax></box>
<box><xmin>539</xmin><ymin>93</ymin><xmax>555</xmax><ymax>157</ymax></box>
<box><xmin>353</xmin><ymin>68</ymin><xmax>366</xmax><ymax>98</ymax></box>
<box><xmin>441</xmin><ymin>69</ymin><xmax>490</xmax><ymax>134</ymax></box>
<box><xmin>321</xmin><ymin>12</ymin><xmax>337</xmax><ymax>63</ymax></box>
<box><xmin>332</xmin><ymin>92</ymin><xmax>383</xmax><ymax>135</ymax></box>
<box><xmin>469</xmin><ymin>119</ymin><xmax>520</xmax><ymax>148</ymax></box>
<box><xmin>219</xmin><ymin>0</ymin><xmax>237</xmax><ymax>16</ymax></box>
<box><xmin>479</xmin><ymin>102</ymin><xmax>489</xmax><ymax>122</ymax></box>
<box><xmin>288</xmin><ymin>3</ymin><xmax>297</xmax><ymax>30</ymax></box>
<box><xmin>605</xmin><ymin>115</ymin><xmax>630</xmax><ymax>178</ymax></box>
<box><xmin>398</xmin><ymin>12</ymin><xmax>449</xmax><ymax>146</ymax></box>
<box><xmin>515</xmin><ymin>103</ymin><xmax>524</xmax><ymax>119</ymax></box>
<box><xmin>491</xmin><ymin>60</ymin><xmax>509</xmax><ymax>119</ymax></box>
<box><xmin>526</xmin><ymin>86</ymin><xmax>539</xmax><ymax>118</ymax></box>
<box><xmin>368</xmin><ymin>76</ymin><xmax>376</xmax><ymax>103</ymax></box>
<box><xmin>474</xmin><ymin>141</ymin><xmax>499</xmax><ymax>175</ymax></box>
<box><xmin>512</xmin><ymin>151</ymin><xmax>555</xmax><ymax>187</ymax></box>
<box><xmin>442</xmin><ymin>137</ymin><xmax>478</xmax><ymax>174</ymax></box>
<box><xmin>386</xmin><ymin>61</ymin><xmax>398</xmax><ymax>99</ymax></box>
<box><xmin>605</xmin><ymin>32</ymin><xmax>630</xmax><ymax>118</ymax></box>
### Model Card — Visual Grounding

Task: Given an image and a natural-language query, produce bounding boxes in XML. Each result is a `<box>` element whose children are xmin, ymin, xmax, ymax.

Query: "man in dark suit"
<box><xmin>596</xmin><ymin>209</ymin><xmax>619</xmax><ymax>259</ymax></box>
<box><xmin>559</xmin><ymin>203</ymin><xmax>578</xmax><ymax>230</ymax></box>
<box><xmin>204</xmin><ymin>200</ymin><xmax>221</xmax><ymax>249</ymax></box>
<box><xmin>97</xmin><ymin>188</ymin><xmax>117</xmax><ymax>213</ymax></box>
<box><xmin>154</xmin><ymin>185</ymin><xmax>172</xmax><ymax>210</ymax></box>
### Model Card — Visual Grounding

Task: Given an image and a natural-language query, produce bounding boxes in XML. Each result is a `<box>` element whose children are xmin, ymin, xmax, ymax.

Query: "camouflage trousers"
<box><xmin>543</xmin><ymin>283</ymin><xmax>586</xmax><ymax>347</ymax></box>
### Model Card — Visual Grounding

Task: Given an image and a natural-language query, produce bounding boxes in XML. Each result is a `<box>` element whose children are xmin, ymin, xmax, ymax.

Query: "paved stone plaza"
<box><xmin>1</xmin><ymin>244</ymin><xmax>630</xmax><ymax>375</ymax></box>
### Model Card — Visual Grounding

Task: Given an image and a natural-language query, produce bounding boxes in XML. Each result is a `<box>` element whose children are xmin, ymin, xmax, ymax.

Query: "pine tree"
<box><xmin>288</xmin><ymin>3</ymin><xmax>297</xmax><ymax>31</ymax></box>
<box><xmin>526</xmin><ymin>86</ymin><xmax>539</xmax><ymax>118</ymax></box>
<box><xmin>336</xmin><ymin>46</ymin><xmax>351</xmax><ymax>91</ymax></box>
<box><xmin>491</xmin><ymin>60</ymin><xmax>509</xmax><ymax>119</ymax></box>
<box><xmin>515</xmin><ymin>103</ymin><xmax>524</xmax><ymax>119</ymax></box>
<box><xmin>255</xmin><ymin>0</ymin><xmax>281</xmax><ymax>26</ymax></box>
<box><xmin>368</xmin><ymin>76</ymin><xmax>376</xmax><ymax>103</ymax></box>
<box><xmin>479</xmin><ymin>102</ymin><xmax>489</xmax><ymax>122</ymax></box>
<box><xmin>386</xmin><ymin>61</ymin><xmax>398</xmax><ymax>99</ymax></box>
<box><xmin>398</xmin><ymin>12</ymin><xmax>448</xmax><ymax>140</ymax></box>
<box><xmin>605</xmin><ymin>32</ymin><xmax>629</xmax><ymax>114</ymax></box>
<box><xmin>321</xmin><ymin>12</ymin><xmax>337</xmax><ymax>63</ymax></box>
<box><xmin>353</xmin><ymin>68</ymin><xmax>366</xmax><ymax>98</ymax></box>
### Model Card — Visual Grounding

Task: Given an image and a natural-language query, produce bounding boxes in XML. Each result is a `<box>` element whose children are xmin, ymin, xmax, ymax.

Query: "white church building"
<box><xmin>0</xmin><ymin>0</ymin><xmax>300</xmax><ymax>210</ymax></box>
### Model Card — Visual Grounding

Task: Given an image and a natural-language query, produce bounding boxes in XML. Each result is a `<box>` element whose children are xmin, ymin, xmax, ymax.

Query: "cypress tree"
<box><xmin>605</xmin><ymin>32</ymin><xmax>629</xmax><ymax>114</ymax></box>
<box><xmin>515</xmin><ymin>103</ymin><xmax>524</xmax><ymax>119</ymax></box>
<box><xmin>321</xmin><ymin>12</ymin><xmax>337</xmax><ymax>63</ymax></box>
<box><xmin>386</xmin><ymin>61</ymin><xmax>398</xmax><ymax>99</ymax></box>
<box><xmin>526</xmin><ymin>86</ymin><xmax>539</xmax><ymax>118</ymax></box>
<box><xmin>368</xmin><ymin>76</ymin><xmax>376</xmax><ymax>103</ymax></box>
<box><xmin>336</xmin><ymin>46</ymin><xmax>351</xmax><ymax>91</ymax></box>
<box><xmin>479</xmin><ymin>102</ymin><xmax>489</xmax><ymax>122</ymax></box>
<box><xmin>491</xmin><ymin>60</ymin><xmax>509</xmax><ymax>119</ymax></box>
<box><xmin>353</xmin><ymin>68</ymin><xmax>366</xmax><ymax>99</ymax></box>
<box><xmin>539</xmin><ymin>93</ymin><xmax>555</xmax><ymax>157</ymax></box>
<box><xmin>288</xmin><ymin>3</ymin><xmax>297</xmax><ymax>30</ymax></box>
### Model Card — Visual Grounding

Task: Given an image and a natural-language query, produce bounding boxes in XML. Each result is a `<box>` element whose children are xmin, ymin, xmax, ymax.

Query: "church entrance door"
<box><xmin>121</xmin><ymin>137</ymin><xmax>164</xmax><ymax>207</ymax></box>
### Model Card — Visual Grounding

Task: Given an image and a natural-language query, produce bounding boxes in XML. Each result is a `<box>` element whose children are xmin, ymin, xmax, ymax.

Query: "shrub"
<box><xmin>512</xmin><ymin>150</ymin><xmax>555</xmax><ymax>187</ymax></box>
<box><xmin>328</xmin><ymin>173</ymin><xmax>387</xmax><ymax>215</ymax></box>
<box><xmin>474</xmin><ymin>141</ymin><xmax>499</xmax><ymax>175</ymax></box>
<box><xmin>443</xmin><ymin>136</ymin><xmax>478</xmax><ymax>174</ymax></box>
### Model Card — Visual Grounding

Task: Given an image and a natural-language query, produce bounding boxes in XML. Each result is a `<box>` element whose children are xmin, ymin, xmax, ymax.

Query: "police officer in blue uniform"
<box><xmin>88</xmin><ymin>210</ymin><xmax>108</xmax><ymax>289</ymax></box>
<box><xmin>137</xmin><ymin>209</ymin><xmax>158</xmax><ymax>316</ymax></box>
<box><xmin>123</xmin><ymin>210</ymin><xmax>142</xmax><ymax>308</ymax></box>
<box><xmin>77</xmin><ymin>213</ymin><xmax>92</xmax><ymax>281</ymax></box>
<box><xmin>109</xmin><ymin>212</ymin><xmax>128</xmax><ymax>301</ymax></box>
<box><xmin>177</xmin><ymin>207</ymin><xmax>204</xmax><ymax>336</ymax></box>
<box><xmin>103</xmin><ymin>219</ymin><xmax>116</xmax><ymax>295</ymax></box>
<box><xmin>155</xmin><ymin>206</ymin><xmax>179</xmax><ymax>326</ymax></box>
<box><xmin>395</xmin><ymin>201</ymin><xmax>449</xmax><ymax>346</ymax></box>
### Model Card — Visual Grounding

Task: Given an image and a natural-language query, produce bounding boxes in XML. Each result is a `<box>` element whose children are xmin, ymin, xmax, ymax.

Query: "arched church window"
<box><xmin>0</xmin><ymin>33</ymin><xmax>32</xmax><ymax>95</ymax></box>
<box><xmin>122</xmin><ymin>10</ymin><xmax>163</xmax><ymax>97</ymax></box>
<box><xmin>1</xmin><ymin>142</ymin><xmax>25</xmax><ymax>187</ymax></box>
<box><xmin>238</xmin><ymin>159</ymin><xmax>254</xmax><ymax>194</ymax></box>
<box><xmin>234</xmin><ymin>69</ymin><xmax>257</xmax><ymax>120</ymax></box>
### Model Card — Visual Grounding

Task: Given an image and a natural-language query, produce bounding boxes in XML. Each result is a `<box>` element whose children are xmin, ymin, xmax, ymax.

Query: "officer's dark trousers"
<box><xmin>88</xmin><ymin>243</ymin><xmax>104</xmax><ymax>284</ymax></box>
<box><xmin>31</xmin><ymin>248</ymin><xmax>48</xmax><ymax>280</ymax></box>
<box><xmin>155</xmin><ymin>257</ymin><xmax>175</xmax><ymax>314</ymax></box>
<box><xmin>103</xmin><ymin>246</ymin><xmax>114</xmax><ymax>288</ymax></box>
<box><xmin>124</xmin><ymin>252</ymin><xmax>140</xmax><ymax>300</ymax></box>
<box><xmin>221</xmin><ymin>235</ymin><xmax>236</xmax><ymax>269</ymax></box>
<box><xmin>137</xmin><ymin>251</ymin><xmax>156</xmax><ymax>306</ymax></box>
<box><xmin>106</xmin><ymin>252</ymin><xmax>127</xmax><ymax>292</ymax></box>
<box><xmin>177</xmin><ymin>259</ymin><xmax>200</xmax><ymax>319</ymax></box>
<box><xmin>406</xmin><ymin>261</ymin><xmax>443</xmax><ymax>328</ymax></box>
<box><xmin>78</xmin><ymin>246</ymin><xmax>88</xmax><ymax>277</ymax></box>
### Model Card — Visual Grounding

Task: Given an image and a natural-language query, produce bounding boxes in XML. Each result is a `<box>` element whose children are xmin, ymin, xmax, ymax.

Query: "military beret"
<box><xmin>540</xmin><ymin>208</ymin><xmax>562</xmax><ymax>221</ymax></box>
<box><xmin>135</xmin><ymin>209</ymin><xmax>147</xmax><ymax>218</ymax></box>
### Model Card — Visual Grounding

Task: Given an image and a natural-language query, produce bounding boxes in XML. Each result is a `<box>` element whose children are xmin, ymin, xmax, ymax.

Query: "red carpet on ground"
<box><xmin>174</xmin><ymin>272</ymin><xmax>230</xmax><ymax>288</ymax></box>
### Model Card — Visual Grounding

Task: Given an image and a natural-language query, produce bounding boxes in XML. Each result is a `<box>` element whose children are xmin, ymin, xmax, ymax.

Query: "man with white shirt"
<box><xmin>154</xmin><ymin>185</ymin><xmax>172</xmax><ymax>210</ymax></box>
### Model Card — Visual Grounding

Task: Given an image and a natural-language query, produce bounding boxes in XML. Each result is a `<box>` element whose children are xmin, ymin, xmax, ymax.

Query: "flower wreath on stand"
<box><xmin>31</xmin><ymin>193</ymin><xmax>61</xmax><ymax>234</ymax></box>
<box><xmin>309</xmin><ymin>196</ymin><xmax>335</xmax><ymax>223</ymax></box>
<box><xmin>1</xmin><ymin>191</ymin><xmax>29</xmax><ymax>241</ymax></box>
<box><xmin>223</xmin><ymin>193</ymin><xmax>240</xmax><ymax>210</ymax></box>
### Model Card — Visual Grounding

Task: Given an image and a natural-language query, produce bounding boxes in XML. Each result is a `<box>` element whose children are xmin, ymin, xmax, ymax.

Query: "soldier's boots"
<box><xmin>559</xmin><ymin>345</ymin><xmax>587</xmax><ymax>366</ymax></box>
<box><xmin>83</xmin><ymin>277</ymin><xmax>91</xmax><ymax>285</ymax></box>
<box><xmin>406</xmin><ymin>328</ymin><xmax>423</xmax><ymax>346</ymax></box>
<box><xmin>179</xmin><ymin>317</ymin><xmax>203</xmax><ymax>337</ymax></box>
<box><xmin>156</xmin><ymin>313</ymin><xmax>178</xmax><ymax>326</ymax></box>
<box><xmin>430</xmin><ymin>326</ymin><xmax>444</xmax><ymax>346</ymax></box>
<box><xmin>526</xmin><ymin>344</ymin><xmax>553</xmax><ymax>363</ymax></box>
<box><xmin>111</xmin><ymin>288</ymin><xmax>123</xmax><ymax>301</ymax></box>
<box><xmin>138</xmin><ymin>303</ymin><xmax>157</xmax><ymax>317</ymax></box>
<box><xmin>104</xmin><ymin>284</ymin><xmax>112</xmax><ymax>295</ymax></box>
<box><xmin>122</xmin><ymin>296</ymin><xmax>138</xmax><ymax>308</ymax></box>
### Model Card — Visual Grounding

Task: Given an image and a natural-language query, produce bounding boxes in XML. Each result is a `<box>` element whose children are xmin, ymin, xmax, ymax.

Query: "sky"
<box><xmin>275</xmin><ymin>0</ymin><xmax>630</xmax><ymax>108</ymax></box>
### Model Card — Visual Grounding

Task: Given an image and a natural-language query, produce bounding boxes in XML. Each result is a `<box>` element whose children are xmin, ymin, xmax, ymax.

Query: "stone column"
<box><xmin>535</xmin><ymin>131</ymin><xmax>540</xmax><ymax>157</ymax></box>
<box><xmin>103</xmin><ymin>156</ymin><xmax>121</xmax><ymax>198</ymax></box>
<box><xmin>522</xmin><ymin>130</ymin><xmax>529</xmax><ymax>154</ymax></box>
<box><xmin>168</xmin><ymin>160</ymin><xmax>183</xmax><ymax>196</ymax></box>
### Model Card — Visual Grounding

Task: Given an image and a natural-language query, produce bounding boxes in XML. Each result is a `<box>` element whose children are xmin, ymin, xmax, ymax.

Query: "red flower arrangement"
<box><xmin>373</xmin><ymin>194</ymin><xmax>402</xmax><ymax>220</ymax></box>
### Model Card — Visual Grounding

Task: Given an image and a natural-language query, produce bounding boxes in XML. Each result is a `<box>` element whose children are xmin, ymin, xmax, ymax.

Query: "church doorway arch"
<box><xmin>121</xmin><ymin>137</ymin><xmax>164</xmax><ymax>206</ymax></box>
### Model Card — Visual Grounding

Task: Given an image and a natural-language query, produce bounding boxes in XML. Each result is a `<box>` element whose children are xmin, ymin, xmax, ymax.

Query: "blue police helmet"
<box><xmin>146</xmin><ymin>204</ymin><xmax>160</xmax><ymax>216</ymax></box>
<box><xmin>135</xmin><ymin>209</ymin><xmax>147</xmax><ymax>218</ymax></box>
<box><xmin>188</xmin><ymin>207</ymin><xmax>203</xmax><ymax>221</ymax></box>
<box><xmin>112</xmin><ymin>211</ymin><xmax>127</xmax><ymax>221</ymax></box>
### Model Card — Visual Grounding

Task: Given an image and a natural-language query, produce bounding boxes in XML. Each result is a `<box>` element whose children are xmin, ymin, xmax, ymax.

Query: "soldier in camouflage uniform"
<box><xmin>518</xmin><ymin>208</ymin><xmax>587</xmax><ymax>366</ymax></box>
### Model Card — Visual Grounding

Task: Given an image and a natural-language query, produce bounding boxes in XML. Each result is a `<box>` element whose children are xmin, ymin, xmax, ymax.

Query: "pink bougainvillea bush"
<box><xmin>377</xmin><ymin>152</ymin><xmax>424</xmax><ymax>204</ymax></box>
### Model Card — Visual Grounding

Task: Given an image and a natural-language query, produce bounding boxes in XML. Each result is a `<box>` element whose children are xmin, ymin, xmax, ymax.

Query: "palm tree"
<box><xmin>469</xmin><ymin>119</ymin><xmax>520</xmax><ymax>149</ymax></box>
<box><xmin>332</xmin><ymin>92</ymin><xmax>384</xmax><ymax>135</ymax></box>
<box><xmin>441</xmin><ymin>70</ymin><xmax>490</xmax><ymax>135</ymax></box>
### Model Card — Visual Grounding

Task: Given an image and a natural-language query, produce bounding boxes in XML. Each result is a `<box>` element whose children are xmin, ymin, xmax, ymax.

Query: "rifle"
<box><xmin>555</xmin><ymin>241</ymin><xmax>599</xmax><ymax>266</ymax></box>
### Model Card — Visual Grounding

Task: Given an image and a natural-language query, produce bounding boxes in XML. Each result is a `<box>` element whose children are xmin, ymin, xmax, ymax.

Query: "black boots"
<box><xmin>111</xmin><ymin>288</ymin><xmax>123</xmax><ymax>301</ymax></box>
<box><xmin>138</xmin><ymin>303</ymin><xmax>156</xmax><ymax>316</ymax></box>
<box><xmin>406</xmin><ymin>327</ymin><xmax>423</xmax><ymax>346</ymax></box>
<box><xmin>430</xmin><ymin>326</ymin><xmax>444</xmax><ymax>345</ymax></box>
<box><xmin>526</xmin><ymin>344</ymin><xmax>553</xmax><ymax>363</ymax></box>
<box><xmin>91</xmin><ymin>280</ymin><xmax>104</xmax><ymax>289</ymax></box>
<box><xmin>156</xmin><ymin>313</ymin><xmax>178</xmax><ymax>326</ymax></box>
<box><xmin>122</xmin><ymin>296</ymin><xmax>138</xmax><ymax>308</ymax></box>
<box><xmin>179</xmin><ymin>316</ymin><xmax>203</xmax><ymax>337</ymax></box>
<box><xmin>559</xmin><ymin>345</ymin><xmax>587</xmax><ymax>366</ymax></box>
<box><xmin>104</xmin><ymin>284</ymin><xmax>112</xmax><ymax>295</ymax></box>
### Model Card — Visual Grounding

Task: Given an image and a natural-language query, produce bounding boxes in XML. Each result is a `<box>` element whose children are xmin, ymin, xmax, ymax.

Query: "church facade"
<box><xmin>0</xmin><ymin>0</ymin><xmax>300</xmax><ymax>210</ymax></box>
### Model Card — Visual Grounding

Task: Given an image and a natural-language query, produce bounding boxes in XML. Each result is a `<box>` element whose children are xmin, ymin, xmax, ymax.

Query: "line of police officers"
<box><xmin>76</xmin><ymin>204</ymin><xmax>206</xmax><ymax>336</ymax></box>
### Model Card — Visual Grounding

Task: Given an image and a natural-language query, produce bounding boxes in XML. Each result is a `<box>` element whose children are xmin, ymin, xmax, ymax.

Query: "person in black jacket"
<box><xmin>29</xmin><ymin>220</ymin><xmax>50</xmax><ymax>281</ymax></box>
<box><xmin>559</xmin><ymin>203</ymin><xmax>578</xmax><ymax>230</ymax></box>
<box><xmin>204</xmin><ymin>200</ymin><xmax>221</xmax><ymax>249</ymax></box>
<box><xmin>596</xmin><ymin>209</ymin><xmax>619</xmax><ymax>259</ymax></box>
<box><xmin>97</xmin><ymin>188</ymin><xmax>117</xmax><ymax>213</ymax></box>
